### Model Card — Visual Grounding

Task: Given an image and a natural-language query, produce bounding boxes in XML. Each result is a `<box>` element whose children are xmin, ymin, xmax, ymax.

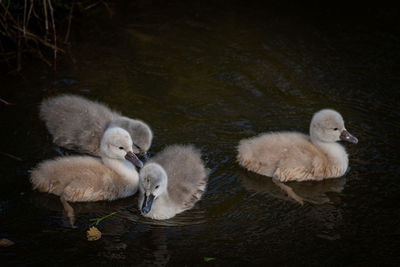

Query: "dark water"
<box><xmin>1</xmin><ymin>1</ymin><xmax>400</xmax><ymax>265</ymax></box>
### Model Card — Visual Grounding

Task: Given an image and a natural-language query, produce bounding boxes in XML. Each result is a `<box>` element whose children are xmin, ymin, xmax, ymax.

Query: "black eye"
<box><xmin>133</xmin><ymin>144</ymin><xmax>141</xmax><ymax>150</ymax></box>
<box><xmin>155</xmin><ymin>185</ymin><xmax>159</xmax><ymax>189</ymax></box>
<box><xmin>333</xmin><ymin>128</ymin><xmax>338</xmax><ymax>131</ymax></box>
<box><xmin>119</xmin><ymin>147</ymin><xmax>124</xmax><ymax>150</ymax></box>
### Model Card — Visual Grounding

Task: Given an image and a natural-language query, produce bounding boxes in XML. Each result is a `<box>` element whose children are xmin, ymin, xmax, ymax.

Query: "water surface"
<box><xmin>1</xmin><ymin>1</ymin><xmax>399</xmax><ymax>265</ymax></box>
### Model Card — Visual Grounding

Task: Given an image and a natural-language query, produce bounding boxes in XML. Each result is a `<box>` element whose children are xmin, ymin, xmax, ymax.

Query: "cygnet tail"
<box><xmin>237</xmin><ymin>139</ymin><xmax>262</xmax><ymax>173</ymax></box>
<box><xmin>29</xmin><ymin>161</ymin><xmax>60</xmax><ymax>195</ymax></box>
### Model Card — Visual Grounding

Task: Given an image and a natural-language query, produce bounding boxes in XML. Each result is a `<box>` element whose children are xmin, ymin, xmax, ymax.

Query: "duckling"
<box><xmin>138</xmin><ymin>145</ymin><xmax>209</xmax><ymax>220</ymax></box>
<box><xmin>40</xmin><ymin>94</ymin><xmax>152</xmax><ymax>158</ymax></box>
<box><xmin>237</xmin><ymin>109</ymin><xmax>358</xmax><ymax>182</ymax></box>
<box><xmin>30</xmin><ymin>127</ymin><xmax>142</xmax><ymax>226</ymax></box>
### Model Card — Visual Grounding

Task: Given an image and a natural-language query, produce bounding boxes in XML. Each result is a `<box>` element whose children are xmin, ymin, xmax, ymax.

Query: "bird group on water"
<box><xmin>30</xmin><ymin>94</ymin><xmax>358</xmax><ymax>226</ymax></box>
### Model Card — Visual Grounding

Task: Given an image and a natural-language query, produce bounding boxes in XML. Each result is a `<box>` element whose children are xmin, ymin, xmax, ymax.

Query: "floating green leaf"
<box><xmin>204</xmin><ymin>257</ymin><xmax>216</xmax><ymax>262</ymax></box>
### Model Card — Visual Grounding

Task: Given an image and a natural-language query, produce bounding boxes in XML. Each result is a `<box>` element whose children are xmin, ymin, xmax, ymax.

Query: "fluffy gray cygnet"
<box><xmin>30</xmin><ymin>127</ymin><xmax>141</xmax><ymax>202</ymax></box>
<box><xmin>237</xmin><ymin>109</ymin><xmax>358</xmax><ymax>182</ymax></box>
<box><xmin>138</xmin><ymin>145</ymin><xmax>209</xmax><ymax>220</ymax></box>
<box><xmin>30</xmin><ymin>127</ymin><xmax>142</xmax><ymax>226</ymax></box>
<box><xmin>40</xmin><ymin>94</ymin><xmax>152</xmax><ymax>161</ymax></box>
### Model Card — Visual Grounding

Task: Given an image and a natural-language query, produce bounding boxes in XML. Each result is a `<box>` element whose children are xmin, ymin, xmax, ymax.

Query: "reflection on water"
<box><xmin>1</xmin><ymin>0</ymin><xmax>399</xmax><ymax>265</ymax></box>
<box><xmin>240</xmin><ymin>170</ymin><xmax>346</xmax><ymax>205</ymax></box>
<box><xmin>31</xmin><ymin>191</ymin><xmax>207</xmax><ymax>228</ymax></box>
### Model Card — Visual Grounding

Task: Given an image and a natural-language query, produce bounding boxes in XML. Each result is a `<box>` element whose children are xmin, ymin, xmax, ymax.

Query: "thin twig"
<box><xmin>0</xmin><ymin>16</ymin><xmax>12</xmax><ymax>37</ymax></box>
<box><xmin>64</xmin><ymin>0</ymin><xmax>74</xmax><ymax>43</ymax></box>
<box><xmin>16</xmin><ymin>17</ymin><xmax>21</xmax><ymax>71</ymax></box>
<box><xmin>31</xmin><ymin>0</ymin><xmax>40</xmax><ymax>20</ymax></box>
<box><xmin>89</xmin><ymin>212</ymin><xmax>117</xmax><ymax>226</ymax></box>
<box><xmin>0</xmin><ymin>54</ymin><xmax>16</xmax><ymax>63</ymax></box>
<box><xmin>1</xmin><ymin>1</ymin><xmax>17</xmax><ymax>25</ymax></box>
<box><xmin>33</xmin><ymin>43</ymin><xmax>52</xmax><ymax>66</ymax></box>
<box><xmin>0</xmin><ymin>151</ymin><xmax>22</xmax><ymax>161</ymax></box>
<box><xmin>84</xmin><ymin>1</ymin><xmax>100</xmax><ymax>10</ymax></box>
<box><xmin>101</xmin><ymin>1</ymin><xmax>113</xmax><ymax>18</ymax></box>
<box><xmin>23</xmin><ymin>0</ymin><xmax>27</xmax><ymax>37</ymax></box>
<box><xmin>43</xmin><ymin>0</ymin><xmax>48</xmax><ymax>37</ymax></box>
<box><xmin>26</xmin><ymin>0</ymin><xmax>34</xmax><ymax>30</ymax></box>
<box><xmin>0</xmin><ymin>51</ymin><xmax>16</xmax><ymax>56</ymax></box>
<box><xmin>0</xmin><ymin>97</ymin><xmax>13</xmax><ymax>105</ymax></box>
<box><xmin>13</xmin><ymin>26</ymin><xmax>64</xmax><ymax>52</ymax></box>
<box><xmin>47</xmin><ymin>0</ymin><xmax>56</xmax><ymax>71</ymax></box>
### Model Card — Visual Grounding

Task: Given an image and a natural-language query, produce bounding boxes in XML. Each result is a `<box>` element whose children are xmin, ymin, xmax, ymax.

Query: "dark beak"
<box><xmin>340</xmin><ymin>129</ymin><xmax>358</xmax><ymax>144</ymax></box>
<box><xmin>138</xmin><ymin>152</ymin><xmax>149</xmax><ymax>163</ymax></box>
<box><xmin>125</xmin><ymin>151</ymin><xmax>144</xmax><ymax>168</ymax></box>
<box><xmin>141</xmin><ymin>194</ymin><xmax>155</xmax><ymax>214</ymax></box>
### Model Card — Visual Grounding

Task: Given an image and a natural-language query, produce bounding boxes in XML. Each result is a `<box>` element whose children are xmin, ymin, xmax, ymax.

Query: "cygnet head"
<box><xmin>100</xmin><ymin>127</ymin><xmax>144</xmax><ymax>168</ymax></box>
<box><xmin>310</xmin><ymin>109</ymin><xmax>358</xmax><ymax>144</ymax></box>
<box><xmin>108</xmin><ymin>118</ymin><xmax>153</xmax><ymax>158</ymax></box>
<box><xmin>139</xmin><ymin>163</ymin><xmax>168</xmax><ymax>214</ymax></box>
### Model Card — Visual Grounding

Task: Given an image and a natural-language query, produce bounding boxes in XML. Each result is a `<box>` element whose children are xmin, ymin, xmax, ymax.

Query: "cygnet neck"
<box><xmin>311</xmin><ymin>138</ymin><xmax>349</xmax><ymax>175</ymax></box>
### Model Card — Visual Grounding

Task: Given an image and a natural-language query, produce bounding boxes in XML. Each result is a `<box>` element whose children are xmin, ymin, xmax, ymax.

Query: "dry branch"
<box><xmin>1</xmin><ymin>0</ymin><xmax>110</xmax><ymax>71</ymax></box>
